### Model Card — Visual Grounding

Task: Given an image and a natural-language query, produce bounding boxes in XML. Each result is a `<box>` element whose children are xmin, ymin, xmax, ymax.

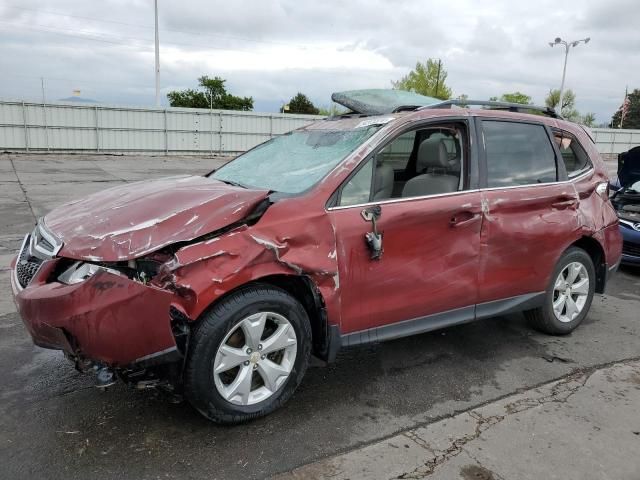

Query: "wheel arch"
<box><xmin>568</xmin><ymin>236</ymin><xmax>606</xmax><ymax>293</ymax></box>
<box><xmin>193</xmin><ymin>274</ymin><xmax>340</xmax><ymax>363</ymax></box>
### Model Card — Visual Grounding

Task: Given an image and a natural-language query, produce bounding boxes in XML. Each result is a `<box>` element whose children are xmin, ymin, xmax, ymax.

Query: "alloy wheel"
<box><xmin>552</xmin><ymin>261</ymin><xmax>590</xmax><ymax>323</ymax></box>
<box><xmin>213</xmin><ymin>311</ymin><xmax>297</xmax><ymax>406</ymax></box>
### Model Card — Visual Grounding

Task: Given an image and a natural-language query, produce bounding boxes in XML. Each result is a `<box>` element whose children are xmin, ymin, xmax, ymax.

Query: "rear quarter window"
<box><xmin>482</xmin><ymin>121</ymin><xmax>557</xmax><ymax>187</ymax></box>
<box><xmin>553</xmin><ymin>131</ymin><xmax>593</xmax><ymax>178</ymax></box>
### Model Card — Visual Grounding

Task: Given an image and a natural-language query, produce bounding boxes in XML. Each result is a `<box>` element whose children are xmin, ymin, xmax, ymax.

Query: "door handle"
<box><xmin>449</xmin><ymin>211</ymin><xmax>480</xmax><ymax>228</ymax></box>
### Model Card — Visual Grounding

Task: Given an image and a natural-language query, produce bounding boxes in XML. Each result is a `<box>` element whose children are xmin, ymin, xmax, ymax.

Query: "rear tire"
<box><xmin>525</xmin><ymin>247</ymin><xmax>596</xmax><ymax>335</ymax></box>
<box><xmin>184</xmin><ymin>285</ymin><xmax>311</xmax><ymax>424</ymax></box>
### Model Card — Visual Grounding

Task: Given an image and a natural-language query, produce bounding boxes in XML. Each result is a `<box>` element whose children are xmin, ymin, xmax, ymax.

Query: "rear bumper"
<box><xmin>10</xmin><ymin>255</ymin><xmax>179</xmax><ymax>367</ymax></box>
<box><xmin>606</xmin><ymin>258</ymin><xmax>621</xmax><ymax>285</ymax></box>
<box><xmin>595</xmin><ymin>223</ymin><xmax>623</xmax><ymax>292</ymax></box>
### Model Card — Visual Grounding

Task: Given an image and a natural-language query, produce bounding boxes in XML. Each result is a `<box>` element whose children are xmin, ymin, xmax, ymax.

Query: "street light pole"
<box><xmin>154</xmin><ymin>0</ymin><xmax>160</xmax><ymax>106</ymax></box>
<box><xmin>549</xmin><ymin>37</ymin><xmax>590</xmax><ymax>113</ymax></box>
<box><xmin>558</xmin><ymin>44</ymin><xmax>570</xmax><ymax>111</ymax></box>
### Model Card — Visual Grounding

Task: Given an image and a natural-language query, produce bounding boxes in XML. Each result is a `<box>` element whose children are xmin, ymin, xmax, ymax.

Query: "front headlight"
<box><xmin>58</xmin><ymin>262</ymin><xmax>122</xmax><ymax>285</ymax></box>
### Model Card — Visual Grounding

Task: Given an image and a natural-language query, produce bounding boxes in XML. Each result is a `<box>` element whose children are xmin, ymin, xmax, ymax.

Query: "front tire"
<box><xmin>525</xmin><ymin>247</ymin><xmax>596</xmax><ymax>335</ymax></box>
<box><xmin>184</xmin><ymin>285</ymin><xmax>311</xmax><ymax>424</ymax></box>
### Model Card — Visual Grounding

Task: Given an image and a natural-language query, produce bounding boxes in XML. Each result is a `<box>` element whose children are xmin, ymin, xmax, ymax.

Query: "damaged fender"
<box><xmin>159</xmin><ymin>199</ymin><xmax>342</xmax><ymax>329</ymax></box>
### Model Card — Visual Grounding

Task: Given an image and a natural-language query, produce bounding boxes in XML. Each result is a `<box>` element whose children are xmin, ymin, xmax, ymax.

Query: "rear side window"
<box><xmin>482</xmin><ymin>121</ymin><xmax>557</xmax><ymax>187</ymax></box>
<box><xmin>553</xmin><ymin>131</ymin><xmax>592</xmax><ymax>178</ymax></box>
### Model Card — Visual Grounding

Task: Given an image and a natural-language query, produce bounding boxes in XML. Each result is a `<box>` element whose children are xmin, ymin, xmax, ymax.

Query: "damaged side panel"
<box><xmin>477</xmin><ymin>163</ymin><xmax>616</xmax><ymax>303</ymax></box>
<box><xmin>162</xmin><ymin>200</ymin><xmax>341</xmax><ymax>328</ymax></box>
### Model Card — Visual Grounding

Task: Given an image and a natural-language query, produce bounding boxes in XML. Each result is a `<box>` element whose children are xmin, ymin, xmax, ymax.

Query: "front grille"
<box><xmin>622</xmin><ymin>241</ymin><xmax>640</xmax><ymax>258</ymax></box>
<box><xmin>16</xmin><ymin>236</ymin><xmax>44</xmax><ymax>288</ymax></box>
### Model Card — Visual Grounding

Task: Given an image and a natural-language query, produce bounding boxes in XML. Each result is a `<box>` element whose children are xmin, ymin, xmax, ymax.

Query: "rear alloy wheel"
<box><xmin>185</xmin><ymin>285</ymin><xmax>311</xmax><ymax>424</ymax></box>
<box><xmin>525</xmin><ymin>247</ymin><xmax>596</xmax><ymax>335</ymax></box>
<box><xmin>551</xmin><ymin>262</ymin><xmax>590</xmax><ymax>323</ymax></box>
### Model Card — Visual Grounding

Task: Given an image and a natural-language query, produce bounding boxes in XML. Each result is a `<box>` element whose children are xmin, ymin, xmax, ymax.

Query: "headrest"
<box><xmin>417</xmin><ymin>139</ymin><xmax>449</xmax><ymax>172</ymax></box>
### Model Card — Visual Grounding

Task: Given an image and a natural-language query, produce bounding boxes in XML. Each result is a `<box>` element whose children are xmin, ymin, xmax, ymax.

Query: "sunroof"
<box><xmin>331</xmin><ymin>89</ymin><xmax>440</xmax><ymax>115</ymax></box>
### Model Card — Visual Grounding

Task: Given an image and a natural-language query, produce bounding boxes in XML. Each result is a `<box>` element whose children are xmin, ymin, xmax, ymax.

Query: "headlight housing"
<box><xmin>58</xmin><ymin>262</ymin><xmax>122</xmax><ymax>285</ymax></box>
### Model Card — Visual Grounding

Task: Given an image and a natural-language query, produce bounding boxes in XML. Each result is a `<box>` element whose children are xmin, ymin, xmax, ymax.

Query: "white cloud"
<box><xmin>0</xmin><ymin>0</ymin><xmax>636</xmax><ymax>123</ymax></box>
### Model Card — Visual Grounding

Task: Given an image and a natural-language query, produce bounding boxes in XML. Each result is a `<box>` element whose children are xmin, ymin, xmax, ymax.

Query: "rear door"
<box><xmin>328</xmin><ymin>120</ymin><xmax>483</xmax><ymax>338</ymax></box>
<box><xmin>476</xmin><ymin>118</ymin><xmax>580</xmax><ymax>307</ymax></box>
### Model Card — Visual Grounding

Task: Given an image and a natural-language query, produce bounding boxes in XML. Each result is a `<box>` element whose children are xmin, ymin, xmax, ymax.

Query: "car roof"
<box><xmin>299</xmin><ymin>105</ymin><xmax>588</xmax><ymax>143</ymax></box>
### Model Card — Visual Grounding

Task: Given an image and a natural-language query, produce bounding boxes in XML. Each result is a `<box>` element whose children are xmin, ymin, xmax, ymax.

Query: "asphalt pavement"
<box><xmin>281</xmin><ymin>359</ymin><xmax>640</xmax><ymax>480</ymax></box>
<box><xmin>0</xmin><ymin>153</ymin><xmax>638</xmax><ymax>480</ymax></box>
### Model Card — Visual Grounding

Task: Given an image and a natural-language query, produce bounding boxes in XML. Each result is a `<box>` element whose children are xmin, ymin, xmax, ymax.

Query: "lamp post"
<box><xmin>549</xmin><ymin>37</ymin><xmax>590</xmax><ymax>113</ymax></box>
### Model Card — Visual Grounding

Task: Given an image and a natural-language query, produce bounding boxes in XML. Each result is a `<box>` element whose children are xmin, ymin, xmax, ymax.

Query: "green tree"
<box><xmin>285</xmin><ymin>93</ymin><xmax>320</xmax><ymax>114</ymax></box>
<box><xmin>611</xmin><ymin>89</ymin><xmax>640</xmax><ymax>129</ymax></box>
<box><xmin>456</xmin><ymin>94</ymin><xmax>469</xmax><ymax>107</ymax></box>
<box><xmin>581</xmin><ymin>112</ymin><xmax>596</xmax><ymax>127</ymax></box>
<box><xmin>318</xmin><ymin>103</ymin><xmax>347</xmax><ymax>116</ymax></box>
<box><xmin>167</xmin><ymin>76</ymin><xmax>253</xmax><ymax>110</ymax></box>
<box><xmin>491</xmin><ymin>92</ymin><xmax>532</xmax><ymax>104</ymax></box>
<box><xmin>392</xmin><ymin>58</ymin><xmax>452</xmax><ymax>100</ymax></box>
<box><xmin>545</xmin><ymin>89</ymin><xmax>579</xmax><ymax>120</ymax></box>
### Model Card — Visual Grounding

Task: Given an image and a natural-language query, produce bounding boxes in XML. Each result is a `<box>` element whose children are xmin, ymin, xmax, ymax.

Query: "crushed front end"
<box><xmin>10</xmin><ymin>221</ymin><xmax>187</xmax><ymax>389</ymax></box>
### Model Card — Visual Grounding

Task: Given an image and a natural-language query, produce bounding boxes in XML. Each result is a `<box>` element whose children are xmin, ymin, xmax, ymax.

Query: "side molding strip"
<box><xmin>341</xmin><ymin>305</ymin><xmax>475</xmax><ymax>347</ymax></box>
<box><xmin>340</xmin><ymin>292</ymin><xmax>546</xmax><ymax>348</ymax></box>
<box><xmin>475</xmin><ymin>292</ymin><xmax>545</xmax><ymax>320</ymax></box>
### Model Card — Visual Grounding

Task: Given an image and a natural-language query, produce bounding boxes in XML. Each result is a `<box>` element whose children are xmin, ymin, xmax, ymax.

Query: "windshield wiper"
<box><xmin>218</xmin><ymin>179</ymin><xmax>247</xmax><ymax>189</ymax></box>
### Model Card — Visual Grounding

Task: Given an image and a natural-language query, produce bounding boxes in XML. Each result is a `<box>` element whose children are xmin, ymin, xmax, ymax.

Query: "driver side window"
<box><xmin>339</xmin><ymin>158</ymin><xmax>374</xmax><ymax>206</ymax></box>
<box><xmin>337</xmin><ymin>124</ymin><xmax>465</xmax><ymax>207</ymax></box>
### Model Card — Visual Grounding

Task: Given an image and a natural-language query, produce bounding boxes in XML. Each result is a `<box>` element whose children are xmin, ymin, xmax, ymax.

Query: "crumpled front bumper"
<box><xmin>10</xmin><ymin>255</ymin><xmax>179</xmax><ymax>367</ymax></box>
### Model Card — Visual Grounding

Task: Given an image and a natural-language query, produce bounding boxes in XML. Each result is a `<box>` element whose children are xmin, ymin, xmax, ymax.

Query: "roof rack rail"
<box><xmin>420</xmin><ymin>100</ymin><xmax>562</xmax><ymax>119</ymax></box>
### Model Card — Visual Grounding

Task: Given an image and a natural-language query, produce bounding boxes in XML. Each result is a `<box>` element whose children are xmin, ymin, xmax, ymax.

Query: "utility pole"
<box><xmin>549</xmin><ymin>37</ymin><xmax>590</xmax><ymax>113</ymax></box>
<box><xmin>40</xmin><ymin>77</ymin><xmax>46</xmax><ymax>103</ymax></box>
<box><xmin>154</xmin><ymin>0</ymin><xmax>160</xmax><ymax>106</ymax></box>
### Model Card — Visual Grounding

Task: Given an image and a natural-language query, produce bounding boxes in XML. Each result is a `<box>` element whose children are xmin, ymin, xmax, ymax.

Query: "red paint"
<box><xmin>45</xmin><ymin>175</ymin><xmax>270</xmax><ymax>261</ymax></box>
<box><xmin>11</xmin><ymin>108</ymin><xmax>622</xmax><ymax>370</ymax></box>
<box><xmin>11</xmin><ymin>259</ymin><xmax>176</xmax><ymax>366</ymax></box>
<box><xmin>478</xmin><ymin>184</ymin><xmax>582</xmax><ymax>301</ymax></box>
<box><xmin>330</xmin><ymin>191</ymin><xmax>482</xmax><ymax>333</ymax></box>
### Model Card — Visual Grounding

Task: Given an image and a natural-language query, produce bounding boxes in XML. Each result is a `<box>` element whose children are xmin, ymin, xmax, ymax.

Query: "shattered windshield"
<box><xmin>211</xmin><ymin>126</ymin><xmax>379</xmax><ymax>193</ymax></box>
<box><xmin>332</xmin><ymin>89</ymin><xmax>440</xmax><ymax>115</ymax></box>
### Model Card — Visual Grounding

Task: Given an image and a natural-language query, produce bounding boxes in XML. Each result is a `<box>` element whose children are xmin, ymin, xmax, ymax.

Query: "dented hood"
<box><xmin>44</xmin><ymin>175</ymin><xmax>270</xmax><ymax>261</ymax></box>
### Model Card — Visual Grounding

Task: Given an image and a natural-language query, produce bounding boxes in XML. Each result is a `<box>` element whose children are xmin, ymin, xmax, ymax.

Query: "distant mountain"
<box><xmin>58</xmin><ymin>96</ymin><xmax>98</xmax><ymax>103</ymax></box>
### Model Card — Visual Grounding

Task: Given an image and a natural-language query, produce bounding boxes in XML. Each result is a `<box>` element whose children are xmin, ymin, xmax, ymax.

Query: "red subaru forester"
<box><xmin>11</xmin><ymin>91</ymin><xmax>622</xmax><ymax>423</ymax></box>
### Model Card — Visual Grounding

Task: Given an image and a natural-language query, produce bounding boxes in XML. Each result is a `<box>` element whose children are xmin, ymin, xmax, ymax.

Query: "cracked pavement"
<box><xmin>280</xmin><ymin>360</ymin><xmax>640</xmax><ymax>479</ymax></box>
<box><xmin>1</xmin><ymin>154</ymin><xmax>639</xmax><ymax>480</ymax></box>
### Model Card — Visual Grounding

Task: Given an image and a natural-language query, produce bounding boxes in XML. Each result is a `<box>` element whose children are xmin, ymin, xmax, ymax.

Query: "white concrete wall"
<box><xmin>590</xmin><ymin>127</ymin><xmax>640</xmax><ymax>156</ymax></box>
<box><xmin>0</xmin><ymin>100</ymin><xmax>324</xmax><ymax>155</ymax></box>
<box><xmin>1</xmin><ymin>100</ymin><xmax>638</xmax><ymax>157</ymax></box>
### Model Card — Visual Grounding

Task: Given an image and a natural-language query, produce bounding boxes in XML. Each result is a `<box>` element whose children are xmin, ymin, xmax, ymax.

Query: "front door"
<box><xmin>327</xmin><ymin>121</ymin><xmax>482</xmax><ymax>338</ymax></box>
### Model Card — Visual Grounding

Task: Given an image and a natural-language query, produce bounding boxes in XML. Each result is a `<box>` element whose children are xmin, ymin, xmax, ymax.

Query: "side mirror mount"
<box><xmin>361</xmin><ymin>205</ymin><xmax>383</xmax><ymax>260</ymax></box>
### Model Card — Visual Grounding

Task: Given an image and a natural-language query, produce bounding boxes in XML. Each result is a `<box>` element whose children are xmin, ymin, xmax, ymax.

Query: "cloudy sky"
<box><xmin>0</xmin><ymin>0</ymin><xmax>636</xmax><ymax>123</ymax></box>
